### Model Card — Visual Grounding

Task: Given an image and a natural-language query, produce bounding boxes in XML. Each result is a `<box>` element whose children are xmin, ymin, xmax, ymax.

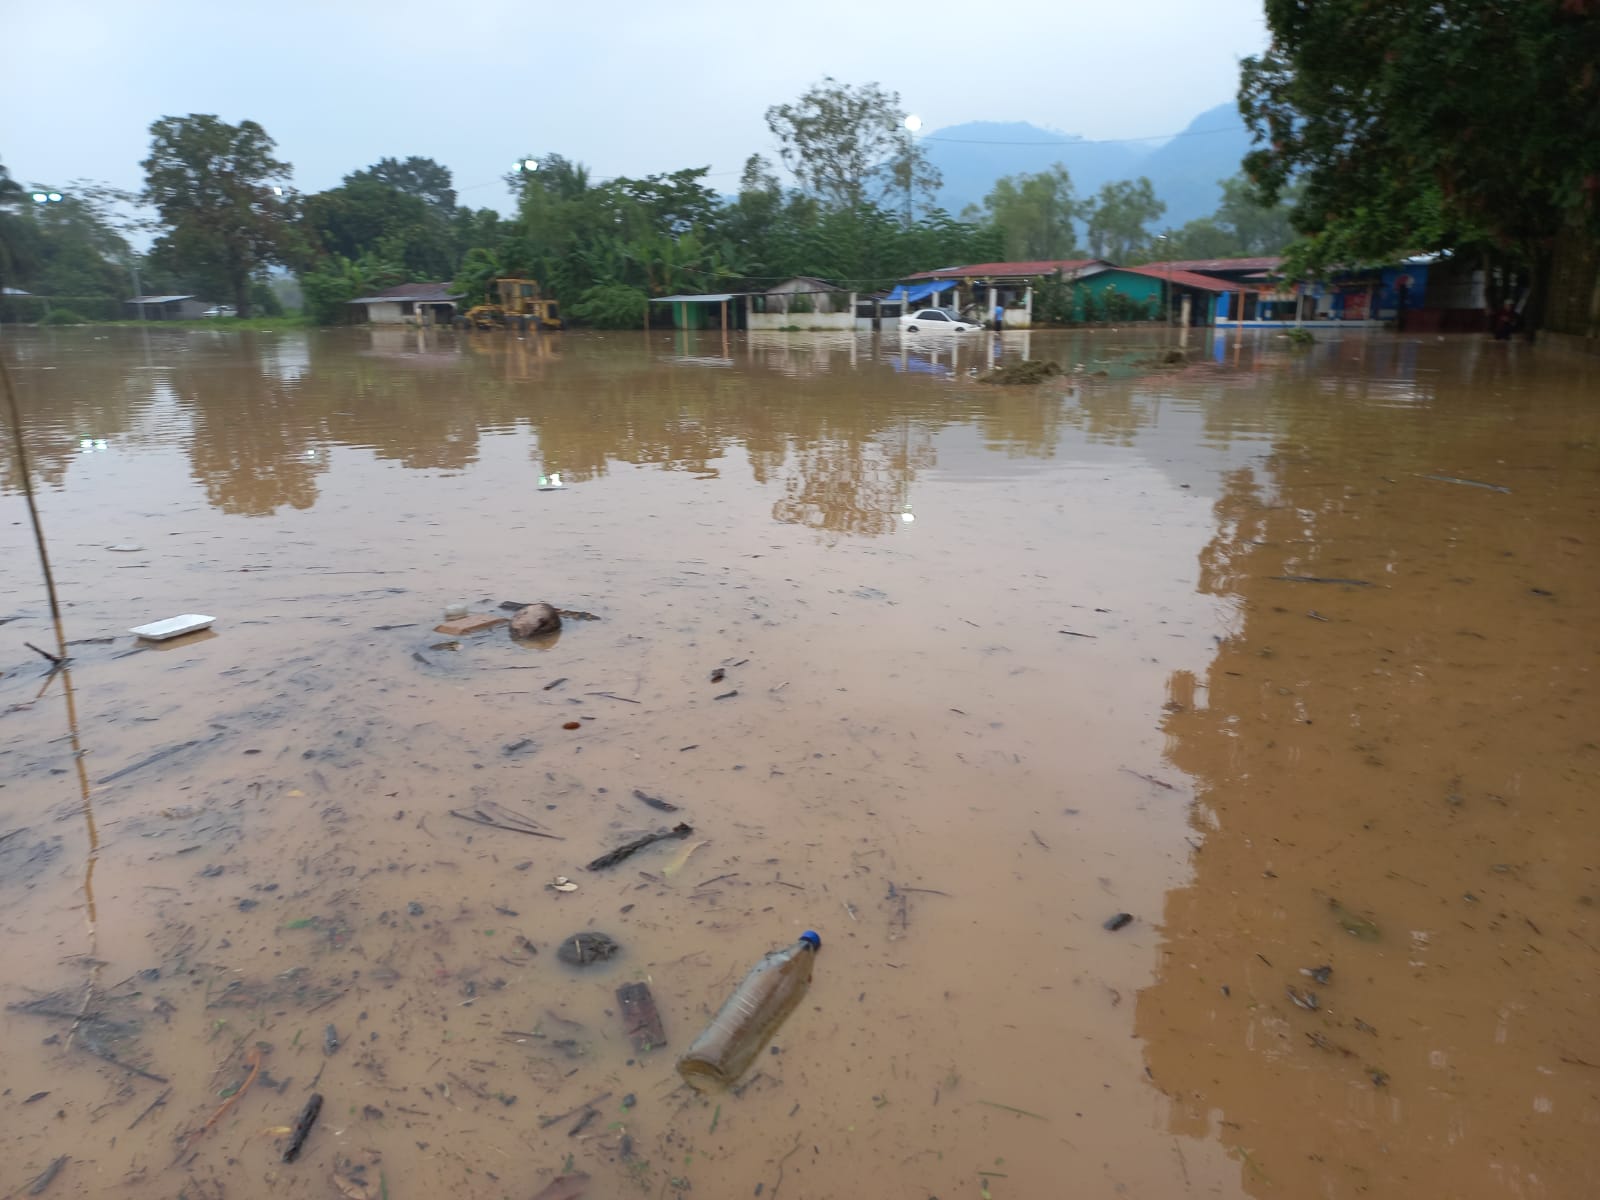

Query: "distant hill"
<box><xmin>922</xmin><ymin>102</ymin><xmax>1255</xmax><ymax>230</ymax></box>
<box><xmin>923</xmin><ymin>122</ymin><xmax>1142</xmax><ymax>217</ymax></box>
<box><xmin>1134</xmin><ymin>102</ymin><xmax>1256</xmax><ymax>227</ymax></box>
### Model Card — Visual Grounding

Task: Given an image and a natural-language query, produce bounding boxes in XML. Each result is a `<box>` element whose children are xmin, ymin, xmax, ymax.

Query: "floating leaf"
<box><xmin>662</xmin><ymin>840</ymin><xmax>707</xmax><ymax>879</ymax></box>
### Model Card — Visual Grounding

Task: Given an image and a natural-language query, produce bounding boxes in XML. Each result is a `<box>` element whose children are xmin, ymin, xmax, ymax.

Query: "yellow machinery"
<box><xmin>462</xmin><ymin>278</ymin><xmax>563</xmax><ymax>331</ymax></box>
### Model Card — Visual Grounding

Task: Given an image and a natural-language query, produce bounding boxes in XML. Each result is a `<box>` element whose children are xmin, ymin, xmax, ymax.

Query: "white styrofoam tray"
<box><xmin>129</xmin><ymin>614</ymin><xmax>215</xmax><ymax>641</ymax></box>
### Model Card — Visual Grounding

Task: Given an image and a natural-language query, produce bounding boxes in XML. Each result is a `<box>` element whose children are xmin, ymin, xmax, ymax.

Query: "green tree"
<box><xmin>981</xmin><ymin>165</ymin><xmax>1082</xmax><ymax>260</ymax></box>
<box><xmin>1084</xmin><ymin>177</ymin><xmax>1166</xmax><ymax>261</ymax></box>
<box><xmin>141</xmin><ymin>115</ymin><xmax>296</xmax><ymax>316</ymax></box>
<box><xmin>765</xmin><ymin>78</ymin><xmax>940</xmax><ymax>212</ymax></box>
<box><xmin>571</xmin><ymin>282</ymin><xmax>649</xmax><ymax>328</ymax></box>
<box><xmin>1213</xmin><ymin>174</ymin><xmax>1298</xmax><ymax>256</ymax></box>
<box><xmin>1160</xmin><ymin>216</ymin><xmax>1243</xmax><ymax>261</ymax></box>
<box><xmin>351</xmin><ymin>156</ymin><xmax>457</xmax><ymax>214</ymax></box>
<box><xmin>1239</xmin><ymin>0</ymin><xmax>1600</xmax><ymax>331</ymax></box>
<box><xmin>300</xmin><ymin>251</ymin><xmax>404</xmax><ymax>324</ymax></box>
<box><xmin>0</xmin><ymin>160</ymin><xmax>34</xmax><ymax>289</ymax></box>
<box><xmin>302</xmin><ymin>173</ymin><xmax>455</xmax><ymax>279</ymax></box>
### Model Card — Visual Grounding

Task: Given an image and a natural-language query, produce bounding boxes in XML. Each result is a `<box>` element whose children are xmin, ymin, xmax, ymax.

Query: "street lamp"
<box><xmin>514</xmin><ymin>159</ymin><xmax>539</xmax><ymax>173</ymax></box>
<box><xmin>900</xmin><ymin>115</ymin><xmax>924</xmax><ymax>225</ymax></box>
<box><xmin>32</xmin><ymin>192</ymin><xmax>62</xmax><ymax>204</ymax></box>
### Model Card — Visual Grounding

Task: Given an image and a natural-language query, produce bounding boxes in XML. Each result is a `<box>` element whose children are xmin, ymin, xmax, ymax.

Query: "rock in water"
<box><xmin>556</xmin><ymin>931</ymin><xmax>621</xmax><ymax>966</ymax></box>
<box><xmin>510</xmin><ymin>603</ymin><xmax>562</xmax><ymax>639</ymax></box>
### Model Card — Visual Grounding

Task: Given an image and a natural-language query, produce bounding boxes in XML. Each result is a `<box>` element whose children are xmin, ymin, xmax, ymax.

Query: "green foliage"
<box><xmin>40</xmin><ymin>307</ymin><xmax>89</xmax><ymax>325</ymax></box>
<box><xmin>0</xmin><ymin>160</ymin><xmax>30</xmax><ymax>287</ymax></box>
<box><xmin>350</xmin><ymin>156</ymin><xmax>457</xmax><ymax>214</ymax></box>
<box><xmin>452</xmin><ymin>247</ymin><xmax>504</xmax><ymax>307</ymax></box>
<box><xmin>1033</xmin><ymin>278</ymin><xmax>1074</xmax><ymax>324</ymax></box>
<box><xmin>570</xmin><ymin>283</ymin><xmax>649</xmax><ymax>329</ymax></box>
<box><xmin>765</xmin><ymin>77</ymin><xmax>939</xmax><ymax>213</ymax></box>
<box><xmin>981</xmin><ymin>166</ymin><xmax>1082</xmax><ymax>260</ymax></box>
<box><xmin>1214</xmin><ymin>175</ymin><xmax>1299</xmax><ymax>256</ymax></box>
<box><xmin>1238</xmin><ymin>0</ymin><xmax>1600</xmax><ymax>324</ymax></box>
<box><xmin>251</xmin><ymin>279</ymin><xmax>284</xmax><ymax>317</ymax></box>
<box><xmin>1102</xmin><ymin>289</ymin><xmax>1155</xmax><ymax>323</ymax></box>
<box><xmin>1161</xmin><ymin>217</ymin><xmax>1242</xmax><ymax>261</ymax></box>
<box><xmin>302</xmin><ymin>175</ymin><xmax>456</xmax><ymax>279</ymax></box>
<box><xmin>1085</xmin><ymin>177</ymin><xmax>1166</xmax><ymax>261</ymax></box>
<box><xmin>141</xmin><ymin>114</ymin><xmax>296</xmax><ymax>316</ymax></box>
<box><xmin>0</xmin><ymin>164</ymin><xmax>138</xmax><ymax>304</ymax></box>
<box><xmin>299</xmin><ymin>252</ymin><xmax>403</xmax><ymax>325</ymax></box>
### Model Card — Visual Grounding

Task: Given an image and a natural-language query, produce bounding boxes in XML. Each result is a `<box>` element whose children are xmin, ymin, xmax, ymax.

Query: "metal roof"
<box><xmin>764</xmin><ymin>276</ymin><xmax>838</xmax><ymax>294</ymax></box>
<box><xmin>905</xmin><ymin>259</ymin><xmax>1110</xmax><ymax>281</ymax></box>
<box><xmin>1116</xmin><ymin>266</ymin><xmax>1236</xmax><ymax>293</ymax></box>
<box><xmin>126</xmin><ymin>295</ymin><xmax>196</xmax><ymax>304</ymax></box>
<box><xmin>1140</xmin><ymin>256</ymin><xmax>1284</xmax><ymax>274</ymax></box>
<box><xmin>349</xmin><ymin>282</ymin><xmax>461</xmax><ymax>304</ymax></box>
<box><xmin>650</xmin><ymin>293</ymin><xmax>743</xmax><ymax>303</ymax></box>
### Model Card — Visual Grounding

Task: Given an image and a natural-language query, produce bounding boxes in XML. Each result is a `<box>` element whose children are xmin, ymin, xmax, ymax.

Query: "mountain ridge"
<box><xmin>923</xmin><ymin>101</ymin><xmax>1254</xmax><ymax>230</ymax></box>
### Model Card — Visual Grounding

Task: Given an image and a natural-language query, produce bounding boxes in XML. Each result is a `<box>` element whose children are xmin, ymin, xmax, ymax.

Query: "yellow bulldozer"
<box><xmin>461</xmin><ymin>278</ymin><xmax>563</xmax><ymax>331</ymax></box>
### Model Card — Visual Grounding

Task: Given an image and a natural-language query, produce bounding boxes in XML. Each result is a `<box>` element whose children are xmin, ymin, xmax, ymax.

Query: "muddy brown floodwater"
<box><xmin>1</xmin><ymin>326</ymin><xmax>1596</xmax><ymax>1200</ymax></box>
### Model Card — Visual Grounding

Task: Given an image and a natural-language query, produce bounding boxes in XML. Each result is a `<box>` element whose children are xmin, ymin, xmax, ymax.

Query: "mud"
<box><xmin>1</xmin><ymin>326</ymin><xmax>1596</xmax><ymax>1199</ymax></box>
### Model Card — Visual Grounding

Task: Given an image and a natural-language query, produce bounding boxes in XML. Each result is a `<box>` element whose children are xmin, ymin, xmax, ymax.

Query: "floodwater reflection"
<box><xmin>1142</xmin><ymin>355</ymin><xmax>1600</xmax><ymax>1198</ymax></box>
<box><xmin>1</xmin><ymin>326</ymin><xmax>1595</xmax><ymax>1200</ymax></box>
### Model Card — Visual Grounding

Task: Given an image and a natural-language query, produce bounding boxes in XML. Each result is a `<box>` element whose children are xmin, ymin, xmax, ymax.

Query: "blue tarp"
<box><xmin>886</xmin><ymin>280</ymin><xmax>959</xmax><ymax>305</ymax></box>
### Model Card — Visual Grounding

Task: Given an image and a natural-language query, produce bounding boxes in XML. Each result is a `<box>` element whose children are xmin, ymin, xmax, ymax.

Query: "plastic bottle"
<box><xmin>677</xmin><ymin>931</ymin><xmax>821</xmax><ymax>1088</ymax></box>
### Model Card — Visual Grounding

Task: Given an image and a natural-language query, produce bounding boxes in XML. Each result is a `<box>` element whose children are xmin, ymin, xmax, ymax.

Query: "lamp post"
<box><xmin>1154</xmin><ymin>233</ymin><xmax>1173</xmax><ymax>342</ymax></box>
<box><xmin>901</xmin><ymin>115</ymin><xmax>922</xmax><ymax>226</ymax></box>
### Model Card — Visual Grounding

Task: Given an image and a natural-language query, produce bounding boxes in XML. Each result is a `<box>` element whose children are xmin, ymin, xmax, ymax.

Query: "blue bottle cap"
<box><xmin>799</xmin><ymin>930</ymin><xmax>821</xmax><ymax>950</ymax></box>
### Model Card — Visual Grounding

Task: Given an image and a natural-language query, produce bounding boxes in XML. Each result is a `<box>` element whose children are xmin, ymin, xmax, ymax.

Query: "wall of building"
<box><xmin>749</xmin><ymin>310</ymin><xmax>857</xmax><ymax>332</ymax></box>
<box><xmin>362</xmin><ymin>301</ymin><xmax>409</xmax><ymax>325</ymax></box>
<box><xmin>1071</xmin><ymin>271</ymin><xmax>1162</xmax><ymax>322</ymax></box>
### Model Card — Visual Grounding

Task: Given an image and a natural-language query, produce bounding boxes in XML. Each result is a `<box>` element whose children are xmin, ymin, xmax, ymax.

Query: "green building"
<box><xmin>1066</xmin><ymin>266</ymin><xmax>1228</xmax><ymax>326</ymax></box>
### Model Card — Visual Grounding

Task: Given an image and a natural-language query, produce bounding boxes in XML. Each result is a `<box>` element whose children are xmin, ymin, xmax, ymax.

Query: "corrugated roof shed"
<box><xmin>905</xmin><ymin>259</ymin><xmax>1109</xmax><ymax>280</ymax></box>
<box><xmin>126</xmin><ymin>294</ymin><xmax>196</xmax><ymax>304</ymax></box>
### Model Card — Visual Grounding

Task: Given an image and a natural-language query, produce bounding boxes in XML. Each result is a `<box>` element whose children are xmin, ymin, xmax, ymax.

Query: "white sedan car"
<box><xmin>900</xmin><ymin>307</ymin><xmax>983</xmax><ymax>333</ymax></box>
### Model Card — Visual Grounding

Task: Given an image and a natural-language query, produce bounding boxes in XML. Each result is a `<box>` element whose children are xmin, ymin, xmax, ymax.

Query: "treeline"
<box><xmin>1</xmin><ymin>79</ymin><xmax>1297</xmax><ymax>326</ymax></box>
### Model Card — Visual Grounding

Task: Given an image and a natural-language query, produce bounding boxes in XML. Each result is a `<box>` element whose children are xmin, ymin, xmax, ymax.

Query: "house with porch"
<box><xmin>900</xmin><ymin>259</ymin><xmax>1113</xmax><ymax>328</ymax></box>
<box><xmin>1147</xmin><ymin>256</ymin><xmax>1446</xmax><ymax>328</ymax></box>
<box><xmin>348</xmin><ymin>282</ymin><xmax>463</xmax><ymax>325</ymax></box>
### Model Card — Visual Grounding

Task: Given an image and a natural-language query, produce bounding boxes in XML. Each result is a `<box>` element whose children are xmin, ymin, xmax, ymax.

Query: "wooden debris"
<box><xmin>586</xmin><ymin>823</ymin><xmax>693</xmax><ymax>871</ymax></box>
<box><xmin>25</xmin><ymin>1155</ymin><xmax>66</xmax><ymax>1196</ymax></box>
<box><xmin>281</xmin><ymin>1092</ymin><xmax>323</xmax><ymax>1162</ymax></box>
<box><xmin>616</xmin><ymin>982</ymin><xmax>667</xmax><ymax>1053</ymax></box>
<box><xmin>632</xmin><ymin>789</ymin><xmax>680</xmax><ymax>813</ymax></box>
<box><xmin>449</xmin><ymin>802</ymin><xmax>563</xmax><ymax>840</ymax></box>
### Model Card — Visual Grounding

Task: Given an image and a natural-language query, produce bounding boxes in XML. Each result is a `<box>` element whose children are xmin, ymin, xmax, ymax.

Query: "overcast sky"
<box><xmin>4</xmin><ymin>0</ymin><xmax>1268</xmax><ymax>207</ymax></box>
